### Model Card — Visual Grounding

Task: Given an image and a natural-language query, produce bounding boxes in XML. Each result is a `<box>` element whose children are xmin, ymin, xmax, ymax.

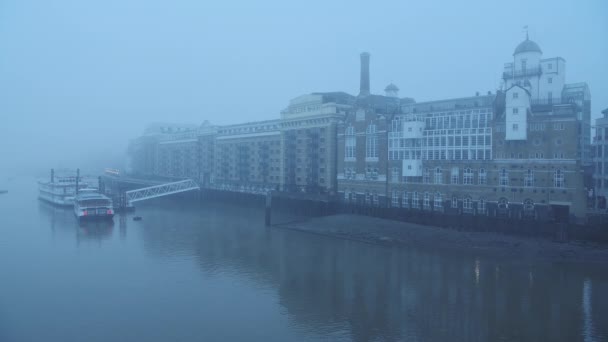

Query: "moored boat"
<box><xmin>73</xmin><ymin>189</ymin><xmax>114</xmax><ymax>221</ymax></box>
<box><xmin>38</xmin><ymin>169</ymin><xmax>88</xmax><ymax>206</ymax></box>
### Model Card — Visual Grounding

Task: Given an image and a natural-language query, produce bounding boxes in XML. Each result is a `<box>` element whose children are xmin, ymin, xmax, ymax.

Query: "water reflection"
<box><xmin>132</xmin><ymin>200</ymin><xmax>608</xmax><ymax>342</ymax></box>
<box><xmin>24</xmin><ymin>188</ymin><xmax>608</xmax><ymax>342</ymax></box>
<box><xmin>38</xmin><ymin>201</ymin><xmax>114</xmax><ymax>243</ymax></box>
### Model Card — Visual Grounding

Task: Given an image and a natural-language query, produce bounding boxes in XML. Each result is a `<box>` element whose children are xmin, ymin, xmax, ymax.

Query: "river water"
<box><xmin>1</xmin><ymin>177</ymin><xmax>607</xmax><ymax>342</ymax></box>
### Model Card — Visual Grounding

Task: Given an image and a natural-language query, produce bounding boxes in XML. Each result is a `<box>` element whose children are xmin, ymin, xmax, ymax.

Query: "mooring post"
<box><xmin>265</xmin><ymin>191</ymin><xmax>272</xmax><ymax>227</ymax></box>
<box><xmin>76</xmin><ymin>168</ymin><xmax>80</xmax><ymax>194</ymax></box>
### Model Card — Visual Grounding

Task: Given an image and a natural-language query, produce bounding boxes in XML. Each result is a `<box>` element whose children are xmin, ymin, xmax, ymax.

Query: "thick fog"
<box><xmin>0</xmin><ymin>0</ymin><xmax>606</xmax><ymax>177</ymax></box>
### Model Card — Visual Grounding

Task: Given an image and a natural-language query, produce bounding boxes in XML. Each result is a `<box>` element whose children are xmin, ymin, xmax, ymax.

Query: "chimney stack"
<box><xmin>359</xmin><ymin>52</ymin><xmax>370</xmax><ymax>97</ymax></box>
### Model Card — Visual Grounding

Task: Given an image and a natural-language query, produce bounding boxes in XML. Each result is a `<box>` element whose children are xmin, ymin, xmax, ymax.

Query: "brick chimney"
<box><xmin>359</xmin><ymin>52</ymin><xmax>370</xmax><ymax>97</ymax></box>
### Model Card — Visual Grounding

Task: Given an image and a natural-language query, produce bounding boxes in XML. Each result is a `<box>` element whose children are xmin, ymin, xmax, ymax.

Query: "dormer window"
<box><xmin>513</xmin><ymin>92</ymin><xmax>518</xmax><ymax>99</ymax></box>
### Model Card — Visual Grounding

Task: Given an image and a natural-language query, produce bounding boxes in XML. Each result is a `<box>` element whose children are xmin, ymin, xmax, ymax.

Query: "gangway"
<box><xmin>125</xmin><ymin>179</ymin><xmax>200</xmax><ymax>206</ymax></box>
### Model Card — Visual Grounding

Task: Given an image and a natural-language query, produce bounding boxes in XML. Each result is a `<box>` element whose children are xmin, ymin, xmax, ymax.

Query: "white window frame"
<box><xmin>366</xmin><ymin>124</ymin><xmax>378</xmax><ymax>159</ymax></box>
<box><xmin>499</xmin><ymin>168</ymin><xmax>508</xmax><ymax>186</ymax></box>
<box><xmin>554</xmin><ymin>169</ymin><xmax>564</xmax><ymax>188</ymax></box>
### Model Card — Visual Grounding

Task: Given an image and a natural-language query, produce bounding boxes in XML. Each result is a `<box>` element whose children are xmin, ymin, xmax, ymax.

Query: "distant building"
<box><xmin>592</xmin><ymin>108</ymin><xmax>608</xmax><ymax>208</ymax></box>
<box><xmin>127</xmin><ymin>34</ymin><xmax>592</xmax><ymax>221</ymax></box>
<box><xmin>337</xmin><ymin>36</ymin><xmax>590</xmax><ymax>221</ymax></box>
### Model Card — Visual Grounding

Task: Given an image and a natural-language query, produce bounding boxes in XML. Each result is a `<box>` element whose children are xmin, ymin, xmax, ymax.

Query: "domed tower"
<box><xmin>503</xmin><ymin>32</ymin><xmax>545</xmax><ymax>100</ymax></box>
<box><xmin>384</xmin><ymin>83</ymin><xmax>399</xmax><ymax>98</ymax></box>
<box><xmin>513</xmin><ymin>33</ymin><xmax>543</xmax><ymax>75</ymax></box>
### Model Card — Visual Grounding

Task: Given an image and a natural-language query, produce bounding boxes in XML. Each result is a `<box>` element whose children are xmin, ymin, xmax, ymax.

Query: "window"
<box><xmin>499</xmin><ymin>168</ymin><xmax>508</xmax><ymax>186</ymax></box>
<box><xmin>451</xmin><ymin>167</ymin><xmax>459</xmax><ymax>184</ymax></box>
<box><xmin>391</xmin><ymin>190</ymin><xmax>399</xmax><ymax>207</ymax></box>
<box><xmin>498</xmin><ymin>197</ymin><xmax>508</xmax><ymax>210</ymax></box>
<box><xmin>364</xmin><ymin>191</ymin><xmax>370</xmax><ymax>205</ymax></box>
<box><xmin>402</xmin><ymin>191</ymin><xmax>409</xmax><ymax>209</ymax></box>
<box><xmin>513</xmin><ymin>124</ymin><xmax>519</xmax><ymax>131</ymax></box>
<box><xmin>391</xmin><ymin>167</ymin><xmax>399</xmax><ymax>183</ymax></box>
<box><xmin>522</xmin><ymin>60</ymin><xmax>527</xmax><ymax>71</ymax></box>
<box><xmin>463</xmin><ymin>197</ymin><xmax>472</xmax><ymax>210</ymax></box>
<box><xmin>478</xmin><ymin>198</ymin><xmax>486</xmax><ymax>214</ymax></box>
<box><xmin>548</xmin><ymin>92</ymin><xmax>553</xmax><ymax>103</ymax></box>
<box><xmin>423</xmin><ymin>192</ymin><xmax>430</xmax><ymax>210</ymax></box>
<box><xmin>463</xmin><ymin>168</ymin><xmax>473</xmax><ymax>185</ymax></box>
<box><xmin>548</xmin><ymin>63</ymin><xmax>553</xmax><ymax>70</ymax></box>
<box><xmin>451</xmin><ymin>196</ymin><xmax>458</xmax><ymax>208</ymax></box>
<box><xmin>524</xmin><ymin>169</ymin><xmax>534</xmax><ymax>187</ymax></box>
<box><xmin>554</xmin><ymin>123</ymin><xmax>565</xmax><ymax>130</ymax></box>
<box><xmin>548</xmin><ymin>77</ymin><xmax>553</xmax><ymax>84</ymax></box>
<box><xmin>513</xmin><ymin>108</ymin><xmax>519</xmax><ymax>114</ymax></box>
<box><xmin>523</xmin><ymin>199</ymin><xmax>534</xmax><ymax>212</ymax></box>
<box><xmin>554</xmin><ymin>169</ymin><xmax>564</xmax><ymax>188</ymax></box>
<box><xmin>424</xmin><ymin>168</ymin><xmax>431</xmax><ymax>184</ymax></box>
<box><xmin>555</xmin><ymin>138</ymin><xmax>562</xmax><ymax>146</ymax></box>
<box><xmin>372</xmin><ymin>192</ymin><xmax>379</xmax><ymax>206</ymax></box>
<box><xmin>366</xmin><ymin>124</ymin><xmax>378</xmax><ymax>159</ymax></box>
<box><xmin>412</xmin><ymin>192</ymin><xmax>419</xmax><ymax>209</ymax></box>
<box><xmin>434</xmin><ymin>193</ymin><xmax>443</xmax><ymax>210</ymax></box>
<box><xmin>478</xmin><ymin>168</ymin><xmax>487</xmax><ymax>185</ymax></box>
<box><xmin>345</xmin><ymin>126</ymin><xmax>356</xmax><ymax>159</ymax></box>
<box><xmin>434</xmin><ymin>167</ymin><xmax>442</xmax><ymax>184</ymax></box>
<box><xmin>513</xmin><ymin>92</ymin><xmax>519</xmax><ymax>99</ymax></box>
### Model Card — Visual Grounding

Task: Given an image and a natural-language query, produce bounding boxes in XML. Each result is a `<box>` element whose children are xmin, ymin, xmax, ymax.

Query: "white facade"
<box><xmin>505</xmin><ymin>85</ymin><xmax>530</xmax><ymax>141</ymax></box>
<box><xmin>503</xmin><ymin>40</ymin><xmax>566</xmax><ymax>102</ymax></box>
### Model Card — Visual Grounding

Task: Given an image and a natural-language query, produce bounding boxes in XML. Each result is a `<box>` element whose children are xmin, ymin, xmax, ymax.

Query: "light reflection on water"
<box><xmin>0</xmin><ymin>177</ymin><xmax>607</xmax><ymax>342</ymax></box>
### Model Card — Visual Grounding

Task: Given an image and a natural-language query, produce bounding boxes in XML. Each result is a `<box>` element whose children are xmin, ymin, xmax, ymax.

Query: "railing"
<box><xmin>125</xmin><ymin>179</ymin><xmax>200</xmax><ymax>206</ymax></box>
<box><xmin>502</xmin><ymin>67</ymin><xmax>542</xmax><ymax>79</ymax></box>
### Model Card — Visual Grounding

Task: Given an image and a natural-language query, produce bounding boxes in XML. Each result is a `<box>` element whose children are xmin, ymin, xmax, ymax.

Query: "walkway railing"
<box><xmin>125</xmin><ymin>179</ymin><xmax>200</xmax><ymax>206</ymax></box>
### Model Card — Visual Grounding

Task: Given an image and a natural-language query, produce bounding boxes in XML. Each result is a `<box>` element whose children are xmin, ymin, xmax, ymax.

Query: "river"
<box><xmin>0</xmin><ymin>177</ymin><xmax>607</xmax><ymax>342</ymax></box>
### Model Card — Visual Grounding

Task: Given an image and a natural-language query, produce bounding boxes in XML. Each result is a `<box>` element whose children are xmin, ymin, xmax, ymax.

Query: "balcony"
<box><xmin>502</xmin><ymin>67</ymin><xmax>542</xmax><ymax>79</ymax></box>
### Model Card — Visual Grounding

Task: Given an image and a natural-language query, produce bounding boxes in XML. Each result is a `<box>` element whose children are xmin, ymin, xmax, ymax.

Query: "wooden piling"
<box><xmin>265</xmin><ymin>191</ymin><xmax>272</xmax><ymax>227</ymax></box>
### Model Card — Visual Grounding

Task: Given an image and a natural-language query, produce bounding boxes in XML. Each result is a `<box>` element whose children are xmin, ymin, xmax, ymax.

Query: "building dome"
<box><xmin>513</xmin><ymin>38</ymin><xmax>542</xmax><ymax>55</ymax></box>
<box><xmin>384</xmin><ymin>83</ymin><xmax>399</xmax><ymax>92</ymax></box>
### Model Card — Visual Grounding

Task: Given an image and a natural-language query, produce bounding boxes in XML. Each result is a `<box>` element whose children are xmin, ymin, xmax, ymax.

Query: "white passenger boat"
<box><xmin>38</xmin><ymin>169</ymin><xmax>87</xmax><ymax>206</ymax></box>
<box><xmin>73</xmin><ymin>189</ymin><xmax>114</xmax><ymax>221</ymax></box>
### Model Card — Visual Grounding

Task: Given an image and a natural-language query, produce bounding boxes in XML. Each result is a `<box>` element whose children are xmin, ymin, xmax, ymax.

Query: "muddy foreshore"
<box><xmin>274</xmin><ymin>214</ymin><xmax>608</xmax><ymax>264</ymax></box>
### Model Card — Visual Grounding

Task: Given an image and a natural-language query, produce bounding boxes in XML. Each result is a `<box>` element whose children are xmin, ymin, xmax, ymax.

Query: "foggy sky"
<box><xmin>1</xmin><ymin>0</ymin><xmax>607</xmax><ymax>176</ymax></box>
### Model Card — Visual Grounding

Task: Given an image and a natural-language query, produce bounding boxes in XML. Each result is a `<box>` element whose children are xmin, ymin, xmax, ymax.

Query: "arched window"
<box><xmin>434</xmin><ymin>167</ymin><xmax>443</xmax><ymax>184</ymax></box>
<box><xmin>412</xmin><ymin>191</ymin><xmax>419</xmax><ymax>209</ymax></box>
<box><xmin>366</xmin><ymin>124</ymin><xmax>378</xmax><ymax>159</ymax></box>
<box><xmin>498</xmin><ymin>197</ymin><xmax>509</xmax><ymax>210</ymax></box>
<box><xmin>434</xmin><ymin>192</ymin><xmax>443</xmax><ymax>210</ymax></box>
<box><xmin>499</xmin><ymin>168</ymin><xmax>509</xmax><ymax>186</ymax></box>
<box><xmin>345</xmin><ymin>125</ymin><xmax>356</xmax><ymax>159</ymax></box>
<box><xmin>524</xmin><ymin>169</ymin><xmax>534</xmax><ymax>187</ymax></box>
<box><xmin>451</xmin><ymin>167</ymin><xmax>459</xmax><ymax>184</ymax></box>
<box><xmin>423</xmin><ymin>192</ymin><xmax>430</xmax><ymax>209</ymax></box>
<box><xmin>478</xmin><ymin>168</ymin><xmax>487</xmax><ymax>185</ymax></box>
<box><xmin>478</xmin><ymin>198</ymin><xmax>486</xmax><ymax>214</ymax></box>
<box><xmin>463</xmin><ymin>168</ymin><xmax>473</xmax><ymax>185</ymax></box>
<box><xmin>554</xmin><ymin>169</ymin><xmax>564</xmax><ymax>188</ymax></box>
<box><xmin>463</xmin><ymin>196</ymin><xmax>472</xmax><ymax>210</ymax></box>
<box><xmin>523</xmin><ymin>198</ymin><xmax>534</xmax><ymax>212</ymax></box>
